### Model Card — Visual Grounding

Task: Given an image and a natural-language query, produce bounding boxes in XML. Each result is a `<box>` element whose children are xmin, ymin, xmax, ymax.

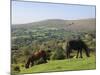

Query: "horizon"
<box><xmin>12</xmin><ymin>1</ymin><xmax>96</xmax><ymax>24</ymax></box>
<box><xmin>12</xmin><ymin>18</ymin><xmax>96</xmax><ymax>25</ymax></box>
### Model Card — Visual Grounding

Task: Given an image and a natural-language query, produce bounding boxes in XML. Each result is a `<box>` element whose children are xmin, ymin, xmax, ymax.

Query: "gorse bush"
<box><xmin>12</xmin><ymin>55</ymin><xmax>18</xmax><ymax>64</ymax></box>
<box><xmin>35</xmin><ymin>57</ymin><xmax>46</xmax><ymax>65</ymax></box>
<box><xmin>50</xmin><ymin>47</ymin><xmax>66</xmax><ymax>60</ymax></box>
<box><xmin>14</xmin><ymin>66</ymin><xmax>20</xmax><ymax>72</ymax></box>
<box><xmin>83</xmin><ymin>33</ymin><xmax>96</xmax><ymax>51</ymax></box>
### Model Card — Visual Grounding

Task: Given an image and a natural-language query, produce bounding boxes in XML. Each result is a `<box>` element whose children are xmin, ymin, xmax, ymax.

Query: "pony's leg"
<box><xmin>44</xmin><ymin>59</ymin><xmax>47</xmax><ymax>63</ymax></box>
<box><xmin>31</xmin><ymin>60</ymin><xmax>34</xmax><ymax>67</ymax></box>
<box><xmin>76</xmin><ymin>50</ymin><xmax>79</xmax><ymax>58</ymax></box>
<box><xmin>43</xmin><ymin>56</ymin><xmax>47</xmax><ymax>63</ymax></box>
<box><xmin>79</xmin><ymin>49</ymin><xmax>83</xmax><ymax>58</ymax></box>
<box><xmin>31</xmin><ymin>61</ymin><xmax>34</xmax><ymax>67</ymax></box>
<box><xmin>67</xmin><ymin>50</ymin><xmax>69</xmax><ymax>58</ymax></box>
<box><xmin>30</xmin><ymin>56</ymin><xmax>34</xmax><ymax>67</ymax></box>
<box><xmin>67</xmin><ymin>51</ymin><xmax>68</xmax><ymax>58</ymax></box>
<box><xmin>66</xmin><ymin>48</ymin><xmax>70</xmax><ymax>58</ymax></box>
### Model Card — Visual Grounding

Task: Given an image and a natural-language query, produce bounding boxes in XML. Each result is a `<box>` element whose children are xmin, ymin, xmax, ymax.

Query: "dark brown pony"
<box><xmin>25</xmin><ymin>50</ymin><xmax>47</xmax><ymax>68</ymax></box>
<box><xmin>66</xmin><ymin>39</ymin><xmax>90</xmax><ymax>58</ymax></box>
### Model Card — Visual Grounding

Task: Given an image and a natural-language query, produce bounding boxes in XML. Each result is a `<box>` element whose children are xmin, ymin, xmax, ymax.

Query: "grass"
<box><xmin>11</xmin><ymin>54</ymin><xmax>96</xmax><ymax>74</ymax></box>
<box><xmin>12</xmin><ymin>53</ymin><xmax>96</xmax><ymax>74</ymax></box>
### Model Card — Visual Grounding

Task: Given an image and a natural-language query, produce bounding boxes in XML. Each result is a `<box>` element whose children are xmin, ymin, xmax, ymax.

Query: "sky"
<box><xmin>12</xmin><ymin>1</ymin><xmax>96</xmax><ymax>24</ymax></box>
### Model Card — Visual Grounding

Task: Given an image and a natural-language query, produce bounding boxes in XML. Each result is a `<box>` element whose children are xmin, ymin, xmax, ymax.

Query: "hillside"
<box><xmin>12</xmin><ymin>18</ymin><xmax>96</xmax><ymax>31</ymax></box>
<box><xmin>12</xmin><ymin>54</ymin><xmax>96</xmax><ymax>74</ymax></box>
<box><xmin>11</xmin><ymin>18</ymin><xmax>96</xmax><ymax>74</ymax></box>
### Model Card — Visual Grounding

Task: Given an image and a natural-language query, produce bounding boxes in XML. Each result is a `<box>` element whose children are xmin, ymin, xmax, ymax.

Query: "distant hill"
<box><xmin>12</xmin><ymin>18</ymin><xmax>96</xmax><ymax>31</ymax></box>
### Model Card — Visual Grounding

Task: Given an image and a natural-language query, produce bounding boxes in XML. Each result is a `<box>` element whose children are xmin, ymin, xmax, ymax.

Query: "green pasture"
<box><xmin>12</xmin><ymin>53</ymin><xmax>96</xmax><ymax>74</ymax></box>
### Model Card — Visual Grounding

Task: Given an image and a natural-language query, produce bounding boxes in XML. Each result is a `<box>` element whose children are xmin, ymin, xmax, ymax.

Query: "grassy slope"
<box><xmin>12</xmin><ymin>18</ymin><xmax>96</xmax><ymax>31</ymax></box>
<box><xmin>19</xmin><ymin>54</ymin><xmax>96</xmax><ymax>74</ymax></box>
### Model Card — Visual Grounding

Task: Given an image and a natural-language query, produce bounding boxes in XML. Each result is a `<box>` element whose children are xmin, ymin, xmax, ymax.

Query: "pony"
<box><xmin>25</xmin><ymin>50</ymin><xmax>48</xmax><ymax>69</ymax></box>
<box><xmin>66</xmin><ymin>39</ymin><xmax>90</xmax><ymax>58</ymax></box>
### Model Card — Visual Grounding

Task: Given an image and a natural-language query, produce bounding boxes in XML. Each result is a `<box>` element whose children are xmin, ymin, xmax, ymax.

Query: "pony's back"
<box><xmin>67</xmin><ymin>39</ymin><xmax>87</xmax><ymax>50</ymax></box>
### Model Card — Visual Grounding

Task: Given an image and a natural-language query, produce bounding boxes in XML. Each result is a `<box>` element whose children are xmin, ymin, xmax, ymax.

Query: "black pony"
<box><xmin>66</xmin><ymin>39</ymin><xmax>90</xmax><ymax>58</ymax></box>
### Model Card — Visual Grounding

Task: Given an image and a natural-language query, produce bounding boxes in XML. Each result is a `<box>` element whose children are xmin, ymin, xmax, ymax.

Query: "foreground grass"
<box><xmin>12</xmin><ymin>54</ymin><xmax>96</xmax><ymax>74</ymax></box>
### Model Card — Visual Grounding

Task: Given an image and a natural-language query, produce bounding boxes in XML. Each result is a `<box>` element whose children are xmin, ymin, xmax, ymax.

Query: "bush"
<box><xmin>50</xmin><ymin>47</ymin><xmax>66</xmax><ymax>60</ymax></box>
<box><xmin>35</xmin><ymin>57</ymin><xmax>46</xmax><ymax>65</ymax></box>
<box><xmin>21</xmin><ymin>64</ymin><xmax>24</xmax><ymax>67</ymax></box>
<box><xmin>13</xmin><ymin>66</ymin><xmax>20</xmax><ymax>72</ymax></box>
<box><xmin>84</xmin><ymin>33</ymin><xmax>96</xmax><ymax>51</ymax></box>
<box><xmin>12</xmin><ymin>55</ymin><xmax>18</xmax><ymax>64</ymax></box>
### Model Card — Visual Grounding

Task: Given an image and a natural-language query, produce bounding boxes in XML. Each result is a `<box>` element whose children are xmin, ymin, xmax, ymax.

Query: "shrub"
<box><xmin>13</xmin><ymin>66</ymin><xmax>20</xmax><ymax>72</ymax></box>
<box><xmin>50</xmin><ymin>47</ymin><xmax>66</xmax><ymax>60</ymax></box>
<box><xmin>12</xmin><ymin>55</ymin><xmax>18</xmax><ymax>64</ymax></box>
<box><xmin>21</xmin><ymin>64</ymin><xmax>24</xmax><ymax>67</ymax></box>
<box><xmin>36</xmin><ymin>57</ymin><xmax>46</xmax><ymax>65</ymax></box>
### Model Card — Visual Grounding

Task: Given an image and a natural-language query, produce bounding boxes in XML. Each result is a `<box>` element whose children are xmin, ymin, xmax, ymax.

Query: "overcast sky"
<box><xmin>12</xmin><ymin>1</ymin><xmax>96</xmax><ymax>24</ymax></box>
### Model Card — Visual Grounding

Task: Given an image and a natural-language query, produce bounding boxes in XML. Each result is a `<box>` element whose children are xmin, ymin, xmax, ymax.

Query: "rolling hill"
<box><xmin>12</xmin><ymin>18</ymin><xmax>96</xmax><ymax>31</ymax></box>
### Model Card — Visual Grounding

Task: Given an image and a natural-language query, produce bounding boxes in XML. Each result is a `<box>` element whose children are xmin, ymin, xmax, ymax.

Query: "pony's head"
<box><xmin>84</xmin><ymin>44</ymin><xmax>90</xmax><ymax>57</ymax></box>
<box><xmin>25</xmin><ymin>56</ymin><xmax>32</xmax><ymax>69</ymax></box>
<box><xmin>25</xmin><ymin>63</ymin><xmax>29</xmax><ymax>69</ymax></box>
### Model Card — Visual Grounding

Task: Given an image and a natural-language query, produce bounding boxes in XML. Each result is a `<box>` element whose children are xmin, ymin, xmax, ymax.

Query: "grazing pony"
<box><xmin>66</xmin><ymin>39</ymin><xmax>90</xmax><ymax>58</ymax></box>
<box><xmin>25</xmin><ymin>50</ymin><xmax>47</xmax><ymax>69</ymax></box>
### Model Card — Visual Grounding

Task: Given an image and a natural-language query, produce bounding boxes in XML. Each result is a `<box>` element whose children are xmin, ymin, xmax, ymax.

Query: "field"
<box><xmin>11</xmin><ymin>53</ymin><xmax>96</xmax><ymax>74</ymax></box>
<box><xmin>11</xmin><ymin>1</ymin><xmax>96</xmax><ymax>74</ymax></box>
<box><xmin>11</xmin><ymin>19</ymin><xmax>96</xmax><ymax>74</ymax></box>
